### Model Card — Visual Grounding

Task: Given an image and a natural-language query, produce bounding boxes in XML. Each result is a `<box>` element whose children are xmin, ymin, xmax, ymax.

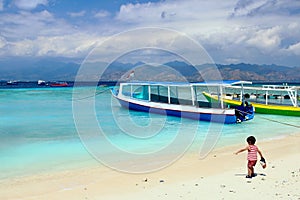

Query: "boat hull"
<box><xmin>50</xmin><ymin>83</ymin><xmax>68</xmax><ymax>87</ymax></box>
<box><xmin>203</xmin><ymin>92</ymin><xmax>300</xmax><ymax>116</ymax></box>
<box><xmin>115</xmin><ymin>95</ymin><xmax>238</xmax><ymax>124</ymax></box>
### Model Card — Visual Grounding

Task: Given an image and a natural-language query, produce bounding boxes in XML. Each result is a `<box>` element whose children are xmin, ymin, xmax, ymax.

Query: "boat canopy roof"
<box><xmin>193</xmin><ymin>80</ymin><xmax>252</xmax><ymax>86</ymax></box>
<box><xmin>120</xmin><ymin>80</ymin><xmax>252</xmax><ymax>87</ymax></box>
<box><xmin>229</xmin><ymin>84</ymin><xmax>300</xmax><ymax>91</ymax></box>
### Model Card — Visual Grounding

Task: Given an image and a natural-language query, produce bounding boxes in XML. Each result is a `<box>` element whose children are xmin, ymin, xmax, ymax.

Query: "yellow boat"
<box><xmin>203</xmin><ymin>91</ymin><xmax>300</xmax><ymax>116</ymax></box>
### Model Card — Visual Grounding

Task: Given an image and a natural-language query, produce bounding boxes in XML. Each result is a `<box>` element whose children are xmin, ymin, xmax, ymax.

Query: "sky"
<box><xmin>1</xmin><ymin>0</ymin><xmax>300</xmax><ymax>66</ymax></box>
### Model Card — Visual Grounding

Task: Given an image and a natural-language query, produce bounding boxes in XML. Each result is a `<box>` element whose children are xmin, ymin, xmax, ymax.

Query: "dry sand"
<box><xmin>1</xmin><ymin>133</ymin><xmax>299</xmax><ymax>200</ymax></box>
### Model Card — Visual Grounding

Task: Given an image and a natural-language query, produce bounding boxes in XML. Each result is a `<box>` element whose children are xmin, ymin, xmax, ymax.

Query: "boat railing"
<box><xmin>232</xmin><ymin>96</ymin><xmax>297</xmax><ymax>106</ymax></box>
<box><xmin>227</xmin><ymin>84</ymin><xmax>299</xmax><ymax>107</ymax></box>
<box><xmin>262</xmin><ymin>85</ymin><xmax>294</xmax><ymax>90</ymax></box>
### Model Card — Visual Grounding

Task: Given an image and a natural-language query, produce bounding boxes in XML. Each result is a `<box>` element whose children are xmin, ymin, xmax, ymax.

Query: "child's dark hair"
<box><xmin>246</xmin><ymin>136</ymin><xmax>256</xmax><ymax>145</ymax></box>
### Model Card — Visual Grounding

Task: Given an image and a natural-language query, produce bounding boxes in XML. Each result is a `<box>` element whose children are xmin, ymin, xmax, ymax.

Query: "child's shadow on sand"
<box><xmin>235</xmin><ymin>173</ymin><xmax>267</xmax><ymax>177</ymax></box>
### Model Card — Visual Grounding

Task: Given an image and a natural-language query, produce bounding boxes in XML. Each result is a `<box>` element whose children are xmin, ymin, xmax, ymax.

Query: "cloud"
<box><xmin>246</xmin><ymin>26</ymin><xmax>281</xmax><ymax>51</ymax></box>
<box><xmin>14</xmin><ymin>0</ymin><xmax>48</xmax><ymax>10</ymax></box>
<box><xmin>0</xmin><ymin>9</ymin><xmax>104</xmax><ymax>58</ymax></box>
<box><xmin>232</xmin><ymin>0</ymin><xmax>300</xmax><ymax>17</ymax></box>
<box><xmin>114</xmin><ymin>0</ymin><xmax>237</xmax><ymax>40</ymax></box>
<box><xmin>232</xmin><ymin>0</ymin><xmax>268</xmax><ymax>17</ymax></box>
<box><xmin>0</xmin><ymin>36</ymin><xmax>6</xmax><ymax>48</ymax></box>
<box><xmin>83</xmin><ymin>28</ymin><xmax>219</xmax><ymax>65</ymax></box>
<box><xmin>116</xmin><ymin>0</ymin><xmax>234</xmax><ymax>25</ymax></box>
<box><xmin>0</xmin><ymin>10</ymin><xmax>72</xmax><ymax>40</ymax></box>
<box><xmin>286</xmin><ymin>42</ymin><xmax>300</xmax><ymax>55</ymax></box>
<box><xmin>116</xmin><ymin>2</ymin><xmax>161</xmax><ymax>23</ymax></box>
<box><xmin>1</xmin><ymin>34</ymin><xmax>100</xmax><ymax>57</ymax></box>
<box><xmin>0</xmin><ymin>0</ymin><xmax>300</xmax><ymax>66</ymax></box>
<box><xmin>0</xmin><ymin>0</ymin><xmax>3</xmax><ymax>11</ymax></box>
<box><xmin>68</xmin><ymin>10</ymin><xmax>86</xmax><ymax>17</ymax></box>
<box><xmin>94</xmin><ymin>10</ymin><xmax>110</xmax><ymax>18</ymax></box>
<box><xmin>33</xmin><ymin>34</ymin><xmax>98</xmax><ymax>57</ymax></box>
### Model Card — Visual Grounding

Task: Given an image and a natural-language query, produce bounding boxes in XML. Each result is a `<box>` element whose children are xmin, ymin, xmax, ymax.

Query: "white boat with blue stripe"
<box><xmin>111</xmin><ymin>81</ymin><xmax>254</xmax><ymax>124</ymax></box>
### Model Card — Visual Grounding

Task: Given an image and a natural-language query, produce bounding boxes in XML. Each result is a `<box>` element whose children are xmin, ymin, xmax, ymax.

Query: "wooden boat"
<box><xmin>203</xmin><ymin>84</ymin><xmax>300</xmax><ymax>116</ymax></box>
<box><xmin>112</xmin><ymin>81</ymin><xmax>254</xmax><ymax>124</ymax></box>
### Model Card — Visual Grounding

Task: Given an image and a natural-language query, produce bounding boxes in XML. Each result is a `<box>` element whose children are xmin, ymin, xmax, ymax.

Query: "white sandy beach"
<box><xmin>1</xmin><ymin>132</ymin><xmax>299</xmax><ymax>200</ymax></box>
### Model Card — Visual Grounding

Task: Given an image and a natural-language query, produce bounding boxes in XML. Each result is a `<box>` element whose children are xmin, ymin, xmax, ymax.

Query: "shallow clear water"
<box><xmin>0</xmin><ymin>87</ymin><xmax>299</xmax><ymax>179</ymax></box>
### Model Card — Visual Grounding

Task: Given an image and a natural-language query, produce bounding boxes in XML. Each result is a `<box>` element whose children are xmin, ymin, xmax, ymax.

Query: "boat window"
<box><xmin>121</xmin><ymin>85</ymin><xmax>132</xmax><ymax>97</ymax></box>
<box><xmin>121</xmin><ymin>85</ymin><xmax>149</xmax><ymax>100</ymax></box>
<box><xmin>175</xmin><ymin>86</ymin><xmax>194</xmax><ymax>105</ymax></box>
<box><xmin>177</xmin><ymin>87</ymin><xmax>192</xmax><ymax>100</ymax></box>
<box><xmin>194</xmin><ymin>85</ymin><xmax>221</xmax><ymax>108</ymax></box>
<box><xmin>132</xmin><ymin>85</ymin><xmax>149</xmax><ymax>100</ymax></box>
<box><xmin>149</xmin><ymin>85</ymin><xmax>194</xmax><ymax>105</ymax></box>
<box><xmin>169</xmin><ymin>86</ymin><xmax>178</xmax><ymax>104</ymax></box>
<box><xmin>150</xmin><ymin>85</ymin><xmax>169</xmax><ymax>103</ymax></box>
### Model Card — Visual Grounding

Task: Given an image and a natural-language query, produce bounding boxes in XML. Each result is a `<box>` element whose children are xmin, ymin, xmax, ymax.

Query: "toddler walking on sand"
<box><xmin>235</xmin><ymin>136</ymin><xmax>265</xmax><ymax>178</ymax></box>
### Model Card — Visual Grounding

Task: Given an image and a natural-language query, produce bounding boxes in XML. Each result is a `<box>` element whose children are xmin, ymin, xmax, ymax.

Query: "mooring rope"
<box><xmin>235</xmin><ymin>108</ymin><xmax>300</xmax><ymax>128</ymax></box>
<box><xmin>72</xmin><ymin>87</ymin><xmax>112</xmax><ymax>101</ymax></box>
<box><xmin>256</xmin><ymin>115</ymin><xmax>300</xmax><ymax>129</ymax></box>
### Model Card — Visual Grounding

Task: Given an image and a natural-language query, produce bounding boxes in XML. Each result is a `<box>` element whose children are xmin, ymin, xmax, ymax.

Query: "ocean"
<box><xmin>0</xmin><ymin>83</ymin><xmax>299</xmax><ymax>179</ymax></box>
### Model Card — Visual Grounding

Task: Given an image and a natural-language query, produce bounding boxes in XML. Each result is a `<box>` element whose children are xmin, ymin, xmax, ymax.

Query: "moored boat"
<box><xmin>203</xmin><ymin>84</ymin><xmax>300</xmax><ymax>116</ymax></box>
<box><xmin>112</xmin><ymin>81</ymin><xmax>254</xmax><ymax>124</ymax></box>
<box><xmin>50</xmin><ymin>81</ymin><xmax>68</xmax><ymax>87</ymax></box>
<box><xmin>6</xmin><ymin>80</ymin><xmax>18</xmax><ymax>85</ymax></box>
<box><xmin>37</xmin><ymin>80</ymin><xmax>46</xmax><ymax>85</ymax></box>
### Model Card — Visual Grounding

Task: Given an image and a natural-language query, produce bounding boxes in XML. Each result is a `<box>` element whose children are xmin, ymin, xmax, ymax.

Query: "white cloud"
<box><xmin>246</xmin><ymin>26</ymin><xmax>281</xmax><ymax>51</ymax></box>
<box><xmin>0</xmin><ymin>0</ymin><xmax>3</xmax><ymax>11</ymax></box>
<box><xmin>0</xmin><ymin>10</ymin><xmax>73</xmax><ymax>39</ymax></box>
<box><xmin>113</xmin><ymin>0</ymin><xmax>242</xmax><ymax>48</ymax></box>
<box><xmin>232</xmin><ymin>0</ymin><xmax>300</xmax><ymax>17</ymax></box>
<box><xmin>38</xmin><ymin>0</ymin><xmax>300</xmax><ymax>66</ymax></box>
<box><xmin>68</xmin><ymin>10</ymin><xmax>86</xmax><ymax>17</ymax></box>
<box><xmin>286</xmin><ymin>42</ymin><xmax>300</xmax><ymax>55</ymax></box>
<box><xmin>14</xmin><ymin>0</ymin><xmax>48</xmax><ymax>10</ymax></box>
<box><xmin>0</xmin><ymin>36</ymin><xmax>6</xmax><ymax>48</ymax></box>
<box><xmin>0</xmin><ymin>0</ymin><xmax>300</xmax><ymax>66</ymax></box>
<box><xmin>232</xmin><ymin>0</ymin><xmax>269</xmax><ymax>17</ymax></box>
<box><xmin>116</xmin><ymin>0</ymin><xmax>235</xmax><ymax>27</ymax></box>
<box><xmin>225</xmin><ymin>58</ymin><xmax>241</xmax><ymax>64</ymax></box>
<box><xmin>94</xmin><ymin>10</ymin><xmax>110</xmax><ymax>18</ymax></box>
<box><xmin>3</xmin><ymin>34</ymin><xmax>100</xmax><ymax>57</ymax></box>
<box><xmin>34</xmin><ymin>35</ymin><xmax>98</xmax><ymax>57</ymax></box>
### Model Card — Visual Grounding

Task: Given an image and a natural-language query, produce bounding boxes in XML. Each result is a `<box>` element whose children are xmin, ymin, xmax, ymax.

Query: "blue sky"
<box><xmin>1</xmin><ymin>0</ymin><xmax>300</xmax><ymax>66</ymax></box>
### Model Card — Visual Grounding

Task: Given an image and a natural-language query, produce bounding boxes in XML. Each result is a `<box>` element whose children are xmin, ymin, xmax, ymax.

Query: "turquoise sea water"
<box><xmin>0</xmin><ymin>87</ymin><xmax>299</xmax><ymax>179</ymax></box>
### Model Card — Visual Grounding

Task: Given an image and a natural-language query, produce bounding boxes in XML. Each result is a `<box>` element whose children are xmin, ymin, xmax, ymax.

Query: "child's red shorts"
<box><xmin>248</xmin><ymin>160</ymin><xmax>257</xmax><ymax>168</ymax></box>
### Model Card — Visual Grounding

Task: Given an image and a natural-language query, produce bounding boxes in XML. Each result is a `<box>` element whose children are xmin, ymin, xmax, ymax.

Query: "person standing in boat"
<box><xmin>235</xmin><ymin>136</ymin><xmax>265</xmax><ymax>178</ymax></box>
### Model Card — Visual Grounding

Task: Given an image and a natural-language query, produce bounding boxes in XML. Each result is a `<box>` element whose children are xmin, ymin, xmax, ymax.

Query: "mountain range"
<box><xmin>0</xmin><ymin>58</ymin><xmax>299</xmax><ymax>82</ymax></box>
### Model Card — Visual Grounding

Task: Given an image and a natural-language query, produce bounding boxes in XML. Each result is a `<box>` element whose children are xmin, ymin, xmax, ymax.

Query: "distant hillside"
<box><xmin>0</xmin><ymin>57</ymin><xmax>80</xmax><ymax>81</ymax></box>
<box><xmin>216</xmin><ymin>63</ymin><xmax>300</xmax><ymax>82</ymax></box>
<box><xmin>0</xmin><ymin>57</ymin><xmax>299</xmax><ymax>82</ymax></box>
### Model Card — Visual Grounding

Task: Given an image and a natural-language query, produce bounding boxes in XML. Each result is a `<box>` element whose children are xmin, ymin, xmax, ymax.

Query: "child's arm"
<box><xmin>257</xmin><ymin>148</ymin><xmax>263</xmax><ymax>158</ymax></box>
<box><xmin>235</xmin><ymin>146</ymin><xmax>248</xmax><ymax>155</ymax></box>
